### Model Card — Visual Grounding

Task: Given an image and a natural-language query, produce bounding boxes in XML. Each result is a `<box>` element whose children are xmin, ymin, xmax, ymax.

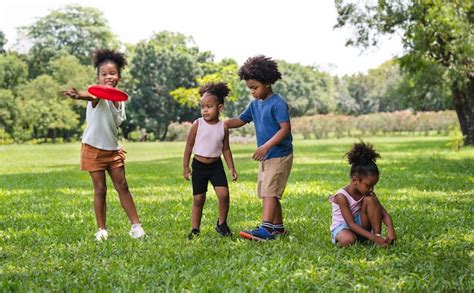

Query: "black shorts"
<box><xmin>191</xmin><ymin>158</ymin><xmax>228</xmax><ymax>195</ymax></box>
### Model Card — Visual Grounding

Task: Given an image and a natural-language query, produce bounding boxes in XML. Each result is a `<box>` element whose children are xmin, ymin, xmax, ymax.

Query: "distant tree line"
<box><xmin>0</xmin><ymin>4</ymin><xmax>460</xmax><ymax>143</ymax></box>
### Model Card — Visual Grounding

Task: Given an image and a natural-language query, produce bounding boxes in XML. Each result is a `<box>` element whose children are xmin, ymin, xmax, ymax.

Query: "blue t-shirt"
<box><xmin>239</xmin><ymin>94</ymin><xmax>293</xmax><ymax>160</ymax></box>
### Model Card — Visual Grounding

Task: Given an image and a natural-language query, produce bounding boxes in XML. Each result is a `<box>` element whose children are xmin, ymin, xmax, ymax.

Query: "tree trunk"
<box><xmin>452</xmin><ymin>78</ymin><xmax>474</xmax><ymax>145</ymax></box>
<box><xmin>160</xmin><ymin>125</ymin><xmax>168</xmax><ymax>141</ymax></box>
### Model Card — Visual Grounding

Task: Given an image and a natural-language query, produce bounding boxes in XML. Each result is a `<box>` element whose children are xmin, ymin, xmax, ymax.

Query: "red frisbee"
<box><xmin>88</xmin><ymin>85</ymin><xmax>129</xmax><ymax>102</ymax></box>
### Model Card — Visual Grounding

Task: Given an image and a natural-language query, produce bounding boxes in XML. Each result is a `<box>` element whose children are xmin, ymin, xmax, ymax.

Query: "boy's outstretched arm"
<box><xmin>252</xmin><ymin>121</ymin><xmax>291</xmax><ymax>161</ymax></box>
<box><xmin>183</xmin><ymin>122</ymin><xmax>198</xmax><ymax>180</ymax></box>
<box><xmin>224</xmin><ymin>118</ymin><xmax>246</xmax><ymax>129</ymax></box>
<box><xmin>222</xmin><ymin>125</ymin><xmax>237</xmax><ymax>180</ymax></box>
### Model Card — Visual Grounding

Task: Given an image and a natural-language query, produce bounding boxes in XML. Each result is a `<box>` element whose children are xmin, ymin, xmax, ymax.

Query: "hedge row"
<box><xmin>164</xmin><ymin>110</ymin><xmax>458</xmax><ymax>142</ymax></box>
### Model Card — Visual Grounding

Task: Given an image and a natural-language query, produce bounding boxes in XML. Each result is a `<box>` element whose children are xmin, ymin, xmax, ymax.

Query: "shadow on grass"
<box><xmin>1</xmin><ymin>148</ymin><xmax>471</xmax><ymax>195</ymax></box>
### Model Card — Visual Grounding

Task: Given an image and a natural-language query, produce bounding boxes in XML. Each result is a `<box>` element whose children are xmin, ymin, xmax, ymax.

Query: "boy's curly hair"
<box><xmin>199</xmin><ymin>82</ymin><xmax>231</xmax><ymax>105</ymax></box>
<box><xmin>238</xmin><ymin>55</ymin><xmax>282</xmax><ymax>84</ymax></box>
<box><xmin>93</xmin><ymin>49</ymin><xmax>127</xmax><ymax>76</ymax></box>
<box><xmin>346</xmin><ymin>141</ymin><xmax>380</xmax><ymax>178</ymax></box>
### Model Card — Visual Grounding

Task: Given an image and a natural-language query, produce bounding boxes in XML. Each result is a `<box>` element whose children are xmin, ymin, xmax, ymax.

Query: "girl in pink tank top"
<box><xmin>329</xmin><ymin>142</ymin><xmax>397</xmax><ymax>247</ymax></box>
<box><xmin>182</xmin><ymin>83</ymin><xmax>238</xmax><ymax>240</ymax></box>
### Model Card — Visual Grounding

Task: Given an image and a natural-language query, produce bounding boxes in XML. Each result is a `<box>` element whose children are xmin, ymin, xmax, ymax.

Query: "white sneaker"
<box><xmin>95</xmin><ymin>228</ymin><xmax>108</xmax><ymax>241</ymax></box>
<box><xmin>129</xmin><ymin>224</ymin><xmax>145</xmax><ymax>239</ymax></box>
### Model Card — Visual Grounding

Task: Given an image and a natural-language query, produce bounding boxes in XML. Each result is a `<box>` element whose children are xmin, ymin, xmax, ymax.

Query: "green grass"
<box><xmin>0</xmin><ymin>136</ymin><xmax>473</xmax><ymax>291</ymax></box>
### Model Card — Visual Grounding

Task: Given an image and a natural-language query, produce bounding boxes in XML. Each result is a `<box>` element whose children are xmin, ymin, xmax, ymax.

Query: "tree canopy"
<box><xmin>335</xmin><ymin>0</ymin><xmax>474</xmax><ymax>144</ymax></box>
<box><xmin>19</xmin><ymin>5</ymin><xmax>118</xmax><ymax>77</ymax></box>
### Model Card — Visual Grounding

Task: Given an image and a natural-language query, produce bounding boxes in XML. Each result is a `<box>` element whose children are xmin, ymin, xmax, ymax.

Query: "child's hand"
<box><xmin>386</xmin><ymin>230</ymin><xmax>397</xmax><ymax>245</ymax></box>
<box><xmin>252</xmin><ymin>146</ymin><xmax>269</xmax><ymax>161</ymax></box>
<box><xmin>373</xmin><ymin>234</ymin><xmax>388</xmax><ymax>247</ymax></box>
<box><xmin>61</xmin><ymin>88</ymin><xmax>94</xmax><ymax>100</ymax></box>
<box><xmin>183</xmin><ymin>166</ymin><xmax>192</xmax><ymax>180</ymax></box>
<box><xmin>230</xmin><ymin>168</ymin><xmax>238</xmax><ymax>181</ymax></box>
<box><xmin>61</xmin><ymin>88</ymin><xmax>80</xmax><ymax>99</ymax></box>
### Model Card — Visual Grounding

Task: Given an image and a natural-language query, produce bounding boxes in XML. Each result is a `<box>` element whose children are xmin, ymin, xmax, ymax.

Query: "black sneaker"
<box><xmin>215</xmin><ymin>220</ymin><xmax>232</xmax><ymax>237</ymax></box>
<box><xmin>188</xmin><ymin>228</ymin><xmax>200</xmax><ymax>240</ymax></box>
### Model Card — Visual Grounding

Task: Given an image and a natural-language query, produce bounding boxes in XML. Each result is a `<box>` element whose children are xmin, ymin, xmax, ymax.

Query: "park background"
<box><xmin>0</xmin><ymin>0</ymin><xmax>473</xmax><ymax>291</ymax></box>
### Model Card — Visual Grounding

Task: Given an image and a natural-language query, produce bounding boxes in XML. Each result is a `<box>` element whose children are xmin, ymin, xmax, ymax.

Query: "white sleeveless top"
<box><xmin>82</xmin><ymin>99</ymin><xmax>126</xmax><ymax>150</ymax></box>
<box><xmin>192</xmin><ymin>118</ymin><xmax>224</xmax><ymax>157</ymax></box>
<box><xmin>328</xmin><ymin>188</ymin><xmax>365</xmax><ymax>231</ymax></box>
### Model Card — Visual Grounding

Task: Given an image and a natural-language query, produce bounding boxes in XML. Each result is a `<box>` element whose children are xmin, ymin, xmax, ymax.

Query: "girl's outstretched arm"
<box><xmin>335</xmin><ymin>194</ymin><xmax>387</xmax><ymax>247</ymax></box>
<box><xmin>62</xmin><ymin>88</ymin><xmax>97</xmax><ymax>102</ymax></box>
<box><xmin>222</xmin><ymin>125</ymin><xmax>237</xmax><ymax>180</ymax></box>
<box><xmin>381</xmin><ymin>204</ymin><xmax>397</xmax><ymax>244</ymax></box>
<box><xmin>224</xmin><ymin>118</ymin><xmax>246</xmax><ymax>129</ymax></box>
<box><xmin>183</xmin><ymin>121</ymin><xmax>198</xmax><ymax>180</ymax></box>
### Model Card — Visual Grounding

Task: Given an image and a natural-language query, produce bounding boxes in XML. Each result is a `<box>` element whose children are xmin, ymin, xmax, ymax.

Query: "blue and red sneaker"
<box><xmin>272</xmin><ymin>229</ymin><xmax>289</xmax><ymax>237</ymax></box>
<box><xmin>239</xmin><ymin>226</ymin><xmax>275</xmax><ymax>241</ymax></box>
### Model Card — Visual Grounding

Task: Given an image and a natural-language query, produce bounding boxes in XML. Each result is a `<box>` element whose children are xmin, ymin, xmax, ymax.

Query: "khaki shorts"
<box><xmin>80</xmin><ymin>143</ymin><xmax>126</xmax><ymax>172</ymax></box>
<box><xmin>257</xmin><ymin>153</ymin><xmax>293</xmax><ymax>199</ymax></box>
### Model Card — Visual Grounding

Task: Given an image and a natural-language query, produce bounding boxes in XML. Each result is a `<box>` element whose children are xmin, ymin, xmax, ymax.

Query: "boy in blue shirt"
<box><xmin>226</xmin><ymin>55</ymin><xmax>293</xmax><ymax>241</ymax></box>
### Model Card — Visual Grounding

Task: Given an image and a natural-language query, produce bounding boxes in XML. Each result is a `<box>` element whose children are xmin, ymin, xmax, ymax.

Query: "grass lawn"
<box><xmin>0</xmin><ymin>136</ymin><xmax>473</xmax><ymax>291</ymax></box>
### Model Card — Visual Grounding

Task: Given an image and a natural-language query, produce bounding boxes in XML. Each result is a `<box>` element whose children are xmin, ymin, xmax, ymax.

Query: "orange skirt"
<box><xmin>80</xmin><ymin>143</ymin><xmax>126</xmax><ymax>172</ymax></box>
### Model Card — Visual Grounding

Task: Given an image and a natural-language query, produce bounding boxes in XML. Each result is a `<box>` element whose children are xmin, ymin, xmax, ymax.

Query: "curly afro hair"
<box><xmin>238</xmin><ymin>55</ymin><xmax>282</xmax><ymax>84</ymax></box>
<box><xmin>93</xmin><ymin>49</ymin><xmax>127</xmax><ymax>77</ymax></box>
<box><xmin>346</xmin><ymin>141</ymin><xmax>381</xmax><ymax>178</ymax></box>
<box><xmin>199</xmin><ymin>82</ymin><xmax>231</xmax><ymax>105</ymax></box>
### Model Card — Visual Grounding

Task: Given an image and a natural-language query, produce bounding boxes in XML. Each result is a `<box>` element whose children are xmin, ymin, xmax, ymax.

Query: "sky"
<box><xmin>0</xmin><ymin>0</ymin><xmax>404</xmax><ymax>76</ymax></box>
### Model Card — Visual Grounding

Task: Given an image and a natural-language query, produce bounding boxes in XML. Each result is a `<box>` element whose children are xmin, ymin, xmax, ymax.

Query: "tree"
<box><xmin>333</xmin><ymin>76</ymin><xmax>359</xmax><ymax>115</ymax></box>
<box><xmin>335</xmin><ymin>0</ymin><xmax>474</xmax><ymax>144</ymax></box>
<box><xmin>0</xmin><ymin>53</ymin><xmax>28</xmax><ymax>91</ymax></box>
<box><xmin>48</xmin><ymin>53</ymin><xmax>95</xmax><ymax>138</ymax></box>
<box><xmin>170</xmin><ymin>59</ymin><xmax>250</xmax><ymax>118</ymax></box>
<box><xmin>19</xmin><ymin>5</ymin><xmax>118</xmax><ymax>77</ymax></box>
<box><xmin>365</xmin><ymin>61</ymin><xmax>404</xmax><ymax>113</ymax></box>
<box><xmin>0</xmin><ymin>89</ymin><xmax>17</xmax><ymax>136</ymax></box>
<box><xmin>274</xmin><ymin>61</ymin><xmax>335</xmax><ymax>117</ymax></box>
<box><xmin>16</xmin><ymin>75</ymin><xmax>79</xmax><ymax>142</ymax></box>
<box><xmin>0</xmin><ymin>31</ymin><xmax>6</xmax><ymax>54</ymax></box>
<box><xmin>127</xmin><ymin>32</ymin><xmax>212</xmax><ymax>140</ymax></box>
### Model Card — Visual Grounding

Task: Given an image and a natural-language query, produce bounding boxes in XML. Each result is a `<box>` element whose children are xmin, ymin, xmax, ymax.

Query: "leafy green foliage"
<box><xmin>0</xmin><ymin>31</ymin><xmax>6</xmax><ymax>54</ymax></box>
<box><xmin>19</xmin><ymin>5</ymin><xmax>118</xmax><ymax>77</ymax></box>
<box><xmin>126</xmin><ymin>32</ymin><xmax>211</xmax><ymax>140</ymax></box>
<box><xmin>0</xmin><ymin>138</ymin><xmax>472</xmax><ymax>290</ymax></box>
<box><xmin>15</xmin><ymin>75</ymin><xmax>79</xmax><ymax>142</ymax></box>
<box><xmin>0</xmin><ymin>53</ymin><xmax>28</xmax><ymax>91</ymax></box>
<box><xmin>274</xmin><ymin>61</ymin><xmax>335</xmax><ymax>116</ymax></box>
<box><xmin>334</xmin><ymin>0</ymin><xmax>474</xmax><ymax>144</ymax></box>
<box><xmin>0</xmin><ymin>89</ymin><xmax>17</xmax><ymax>136</ymax></box>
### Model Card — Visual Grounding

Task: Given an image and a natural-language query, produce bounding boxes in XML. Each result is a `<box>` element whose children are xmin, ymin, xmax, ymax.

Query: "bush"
<box><xmin>292</xmin><ymin>110</ymin><xmax>459</xmax><ymax>139</ymax></box>
<box><xmin>0</xmin><ymin>128</ymin><xmax>13</xmax><ymax>145</ymax></box>
<box><xmin>128</xmin><ymin>128</ymin><xmax>150</xmax><ymax>142</ymax></box>
<box><xmin>167</xmin><ymin>122</ymin><xmax>192</xmax><ymax>141</ymax></box>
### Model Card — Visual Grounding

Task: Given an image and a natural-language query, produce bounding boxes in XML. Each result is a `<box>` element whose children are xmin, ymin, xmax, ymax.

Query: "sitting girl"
<box><xmin>329</xmin><ymin>142</ymin><xmax>396</xmax><ymax>247</ymax></box>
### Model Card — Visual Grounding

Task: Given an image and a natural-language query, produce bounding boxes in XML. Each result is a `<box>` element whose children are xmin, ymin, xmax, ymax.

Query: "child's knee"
<box><xmin>336</xmin><ymin>231</ymin><xmax>357</xmax><ymax>247</ymax></box>
<box><xmin>193</xmin><ymin>195</ymin><xmax>206</xmax><ymax>207</ymax></box>
<box><xmin>218</xmin><ymin>193</ymin><xmax>229</xmax><ymax>203</ymax></box>
<box><xmin>362</xmin><ymin>195</ymin><xmax>380</xmax><ymax>208</ymax></box>
<box><xmin>94</xmin><ymin>186</ymin><xmax>107</xmax><ymax>197</ymax></box>
<box><xmin>114</xmin><ymin>181</ymin><xmax>129</xmax><ymax>193</ymax></box>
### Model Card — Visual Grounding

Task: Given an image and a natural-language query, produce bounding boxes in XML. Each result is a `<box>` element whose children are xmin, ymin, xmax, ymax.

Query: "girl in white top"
<box><xmin>329</xmin><ymin>142</ymin><xmax>396</xmax><ymax>247</ymax></box>
<box><xmin>62</xmin><ymin>49</ymin><xmax>144</xmax><ymax>241</ymax></box>
<box><xmin>183</xmin><ymin>83</ymin><xmax>237</xmax><ymax>240</ymax></box>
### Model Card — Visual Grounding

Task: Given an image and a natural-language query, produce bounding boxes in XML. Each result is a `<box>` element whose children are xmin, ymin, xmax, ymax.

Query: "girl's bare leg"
<box><xmin>108</xmin><ymin>166</ymin><xmax>140</xmax><ymax>224</ymax></box>
<box><xmin>361</xmin><ymin>196</ymin><xmax>383</xmax><ymax>234</ymax></box>
<box><xmin>89</xmin><ymin>171</ymin><xmax>107</xmax><ymax>229</ymax></box>
<box><xmin>192</xmin><ymin>194</ymin><xmax>206</xmax><ymax>229</ymax></box>
<box><xmin>214</xmin><ymin>187</ymin><xmax>229</xmax><ymax>225</ymax></box>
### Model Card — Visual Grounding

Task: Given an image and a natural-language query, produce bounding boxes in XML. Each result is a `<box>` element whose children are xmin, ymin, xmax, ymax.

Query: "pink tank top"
<box><xmin>193</xmin><ymin>118</ymin><xmax>224</xmax><ymax>157</ymax></box>
<box><xmin>329</xmin><ymin>188</ymin><xmax>364</xmax><ymax>231</ymax></box>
